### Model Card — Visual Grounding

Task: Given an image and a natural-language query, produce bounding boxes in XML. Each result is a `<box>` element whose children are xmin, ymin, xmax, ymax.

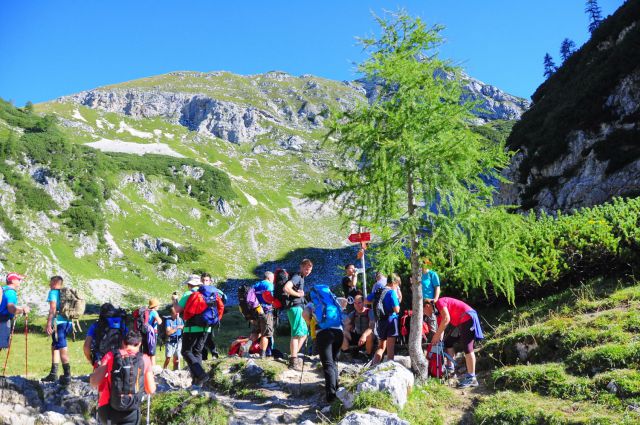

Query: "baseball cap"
<box><xmin>6</xmin><ymin>272</ymin><xmax>25</xmax><ymax>284</ymax></box>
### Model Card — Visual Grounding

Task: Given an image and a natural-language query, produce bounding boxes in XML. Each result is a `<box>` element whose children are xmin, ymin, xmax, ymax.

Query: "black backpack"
<box><xmin>373</xmin><ymin>287</ymin><xmax>391</xmax><ymax>320</ymax></box>
<box><xmin>272</xmin><ymin>268</ymin><xmax>289</xmax><ymax>310</ymax></box>
<box><xmin>110</xmin><ymin>350</ymin><xmax>145</xmax><ymax>412</ymax></box>
<box><xmin>92</xmin><ymin>304</ymin><xmax>127</xmax><ymax>364</ymax></box>
<box><xmin>157</xmin><ymin>315</ymin><xmax>172</xmax><ymax>347</ymax></box>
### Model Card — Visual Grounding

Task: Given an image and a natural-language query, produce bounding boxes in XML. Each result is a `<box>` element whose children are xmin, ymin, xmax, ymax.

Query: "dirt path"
<box><xmin>444</xmin><ymin>371</ymin><xmax>493</xmax><ymax>425</ymax></box>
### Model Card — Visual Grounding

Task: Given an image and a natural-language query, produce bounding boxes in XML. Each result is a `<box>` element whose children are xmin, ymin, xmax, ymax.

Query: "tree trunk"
<box><xmin>407</xmin><ymin>171</ymin><xmax>429</xmax><ymax>380</ymax></box>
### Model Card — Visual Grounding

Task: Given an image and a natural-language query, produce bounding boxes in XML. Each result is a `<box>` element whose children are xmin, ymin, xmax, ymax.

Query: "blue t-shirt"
<box><xmin>366</xmin><ymin>287</ymin><xmax>400</xmax><ymax>319</ymax></box>
<box><xmin>165</xmin><ymin>317</ymin><xmax>184</xmax><ymax>340</ymax></box>
<box><xmin>148</xmin><ymin>310</ymin><xmax>159</xmax><ymax>330</ymax></box>
<box><xmin>421</xmin><ymin>270</ymin><xmax>440</xmax><ymax>300</ymax></box>
<box><xmin>46</xmin><ymin>289</ymin><xmax>69</xmax><ymax>324</ymax></box>
<box><xmin>0</xmin><ymin>286</ymin><xmax>17</xmax><ymax>320</ymax></box>
<box><xmin>253</xmin><ymin>279</ymin><xmax>274</xmax><ymax>309</ymax></box>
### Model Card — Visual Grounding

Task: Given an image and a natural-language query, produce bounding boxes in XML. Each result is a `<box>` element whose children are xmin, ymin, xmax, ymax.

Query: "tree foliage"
<box><xmin>560</xmin><ymin>38</ymin><xmax>577</xmax><ymax>62</ymax></box>
<box><xmin>543</xmin><ymin>53</ymin><xmax>558</xmax><ymax>78</ymax></box>
<box><xmin>585</xmin><ymin>0</ymin><xmax>603</xmax><ymax>33</ymax></box>
<box><xmin>312</xmin><ymin>11</ymin><xmax>525</xmax><ymax>378</ymax></box>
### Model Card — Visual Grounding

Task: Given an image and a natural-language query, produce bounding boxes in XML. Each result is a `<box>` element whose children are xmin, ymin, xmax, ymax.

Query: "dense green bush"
<box><xmin>593</xmin><ymin>369</ymin><xmax>640</xmax><ymax>399</ymax></box>
<box><xmin>0</xmin><ymin>206</ymin><xmax>21</xmax><ymax>240</ymax></box>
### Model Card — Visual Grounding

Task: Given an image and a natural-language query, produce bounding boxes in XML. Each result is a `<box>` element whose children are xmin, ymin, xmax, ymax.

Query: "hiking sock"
<box><xmin>260</xmin><ymin>350</ymin><xmax>267</xmax><ymax>359</ymax></box>
<box><xmin>62</xmin><ymin>363</ymin><xmax>71</xmax><ymax>377</ymax></box>
<box><xmin>43</xmin><ymin>363</ymin><xmax>58</xmax><ymax>381</ymax></box>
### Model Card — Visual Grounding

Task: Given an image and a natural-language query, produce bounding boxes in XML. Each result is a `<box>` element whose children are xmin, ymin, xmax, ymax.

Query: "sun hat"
<box><xmin>6</xmin><ymin>272</ymin><xmax>25</xmax><ymax>284</ymax></box>
<box><xmin>183</xmin><ymin>274</ymin><xmax>201</xmax><ymax>286</ymax></box>
<box><xmin>148</xmin><ymin>298</ymin><xmax>160</xmax><ymax>309</ymax></box>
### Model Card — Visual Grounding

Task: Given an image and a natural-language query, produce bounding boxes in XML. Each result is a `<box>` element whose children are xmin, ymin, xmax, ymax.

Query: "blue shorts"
<box><xmin>375</xmin><ymin>316</ymin><xmax>399</xmax><ymax>340</ymax></box>
<box><xmin>52</xmin><ymin>322</ymin><xmax>73</xmax><ymax>349</ymax></box>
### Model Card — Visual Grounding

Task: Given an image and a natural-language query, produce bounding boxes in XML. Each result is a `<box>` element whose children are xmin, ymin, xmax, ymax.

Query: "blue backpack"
<box><xmin>184</xmin><ymin>285</ymin><xmax>221</xmax><ymax>327</ymax></box>
<box><xmin>310</xmin><ymin>285</ymin><xmax>343</xmax><ymax>330</ymax></box>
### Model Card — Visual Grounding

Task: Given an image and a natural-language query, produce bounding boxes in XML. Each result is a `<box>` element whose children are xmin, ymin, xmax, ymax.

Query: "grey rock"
<box><xmin>214</xmin><ymin>197</ymin><xmax>234</xmax><ymax>216</ymax></box>
<box><xmin>338</xmin><ymin>408</ymin><xmax>409</xmax><ymax>425</ymax></box>
<box><xmin>244</xmin><ymin>359</ymin><xmax>265</xmax><ymax>379</ymax></box>
<box><xmin>336</xmin><ymin>386</ymin><xmax>355</xmax><ymax>409</ymax></box>
<box><xmin>74</xmin><ymin>233</ymin><xmax>99</xmax><ymax>258</ymax></box>
<box><xmin>343</xmin><ymin>361</ymin><xmax>414</xmax><ymax>409</ymax></box>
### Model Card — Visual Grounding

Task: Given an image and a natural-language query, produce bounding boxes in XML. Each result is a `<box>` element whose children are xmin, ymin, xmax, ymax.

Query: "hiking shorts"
<box><xmin>444</xmin><ymin>318</ymin><xmax>475</xmax><ymax>354</ymax></box>
<box><xmin>251</xmin><ymin>311</ymin><xmax>274</xmax><ymax>338</ymax></box>
<box><xmin>52</xmin><ymin>322</ymin><xmax>73</xmax><ymax>350</ymax></box>
<box><xmin>98</xmin><ymin>405</ymin><xmax>140</xmax><ymax>425</ymax></box>
<box><xmin>0</xmin><ymin>320</ymin><xmax>11</xmax><ymax>349</ymax></box>
<box><xmin>287</xmin><ymin>306</ymin><xmax>308</xmax><ymax>337</ymax></box>
<box><xmin>165</xmin><ymin>338</ymin><xmax>182</xmax><ymax>358</ymax></box>
<box><xmin>375</xmin><ymin>316</ymin><xmax>399</xmax><ymax>340</ymax></box>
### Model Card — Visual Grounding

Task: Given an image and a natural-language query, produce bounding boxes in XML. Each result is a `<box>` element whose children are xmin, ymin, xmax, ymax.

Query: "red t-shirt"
<box><xmin>435</xmin><ymin>297</ymin><xmax>473</xmax><ymax>327</ymax></box>
<box><xmin>97</xmin><ymin>349</ymin><xmax>152</xmax><ymax>407</ymax></box>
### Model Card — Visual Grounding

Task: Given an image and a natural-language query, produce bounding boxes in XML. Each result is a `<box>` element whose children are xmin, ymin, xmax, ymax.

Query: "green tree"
<box><xmin>23</xmin><ymin>101</ymin><xmax>34</xmax><ymax>114</ymax></box>
<box><xmin>312</xmin><ymin>11</ymin><xmax>528</xmax><ymax>379</ymax></box>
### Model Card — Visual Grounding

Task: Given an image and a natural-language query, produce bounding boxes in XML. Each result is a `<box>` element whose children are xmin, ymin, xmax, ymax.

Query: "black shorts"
<box><xmin>444</xmin><ymin>319</ymin><xmax>475</xmax><ymax>354</ymax></box>
<box><xmin>98</xmin><ymin>405</ymin><xmax>140</xmax><ymax>425</ymax></box>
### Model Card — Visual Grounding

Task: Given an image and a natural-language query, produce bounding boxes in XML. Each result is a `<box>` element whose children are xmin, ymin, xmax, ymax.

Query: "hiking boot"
<box><xmin>288</xmin><ymin>357</ymin><xmax>304</xmax><ymax>371</ymax></box>
<box><xmin>457</xmin><ymin>375</ymin><xmax>478</xmax><ymax>388</ymax></box>
<box><xmin>42</xmin><ymin>372</ymin><xmax>58</xmax><ymax>382</ymax></box>
<box><xmin>59</xmin><ymin>375</ymin><xmax>71</xmax><ymax>387</ymax></box>
<box><xmin>192</xmin><ymin>374</ymin><xmax>210</xmax><ymax>387</ymax></box>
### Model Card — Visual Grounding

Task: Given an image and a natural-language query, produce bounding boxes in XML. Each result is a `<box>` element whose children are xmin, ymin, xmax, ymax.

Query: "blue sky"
<box><xmin>0</xmin><ymin>0</ymin><xmax>625</xmax><ymax>105</ymax></box>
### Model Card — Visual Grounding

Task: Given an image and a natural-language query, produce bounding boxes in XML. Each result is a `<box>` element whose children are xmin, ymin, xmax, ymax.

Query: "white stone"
<box><xmin>338</xmin><ymin>408</ymin><xmax>410</xmax><ymax>425</ymax></box>
<box><xmin>357</xmin><ymin>361</ymin><xmax>414</xmax><ymax>409</ymax></box>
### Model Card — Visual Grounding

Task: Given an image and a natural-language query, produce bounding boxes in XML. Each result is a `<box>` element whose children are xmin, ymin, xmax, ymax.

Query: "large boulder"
<box><xmin>338</xmin><ymin>408</ymin><xmax>409</xmax><ymax>425</ymax></box>
<box><xmin>337</xmin><ymin>361</ymin><xmax>414</xmax><ymax>409</ymax></box>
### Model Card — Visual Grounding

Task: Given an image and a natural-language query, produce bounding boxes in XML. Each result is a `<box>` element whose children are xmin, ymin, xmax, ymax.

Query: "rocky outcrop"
<box><xmin>337</xmin><ymin>361</ymin><xmax>415</xmax><ymax>409</ymax></box>
<box><xmin>498</xmin><ymin>68</ymin><xmax>640</xmax><ymax>212</ymax></box>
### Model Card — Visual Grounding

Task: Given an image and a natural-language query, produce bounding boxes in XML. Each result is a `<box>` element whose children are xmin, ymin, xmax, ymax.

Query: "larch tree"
<box><xmin>312</xmin><ymin>12</ymin><xmax>527</xmax><ymax>379</ymax></box>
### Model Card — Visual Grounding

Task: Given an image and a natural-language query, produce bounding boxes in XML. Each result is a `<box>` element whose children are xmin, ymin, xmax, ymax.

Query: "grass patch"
<box><xmin>566</xmin><ymin>343</ymin><xmax>640</xmax><ymax>376</ymax></box>
<box><xmin>475</xmin><ymin>391</ymin><xmax>637</xmax><ymax>425</ymax></box>
<box><xmin>400</xmin><ymin>382</ymin><xmax>458</xmax><ymax>425</ymax></box>
<box><xmin>206</xmin><ymin>356</ymin><xmax>285</xmax><ymax>400</ymax></box>
<box><xmin>352</xmin><ymin>390</ymin><xmax>397</xmax><ymax>412</ymax></box>
<box><xmin>142</xmin><ymin>390</ymin><xmax>229</xmax><ymax>425</ymax></box>
<box><xmin>593</xmin><ymin>369</ymin><xmax>640</xmax><ymax>399</ymax></box>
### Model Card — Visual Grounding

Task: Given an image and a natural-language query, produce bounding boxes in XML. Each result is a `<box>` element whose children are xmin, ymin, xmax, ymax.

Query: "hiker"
<box><xmin>341</xmin><ymin>295</ymin><xmax>375</xmax><ymax>358</ymax></box>
<box><xmin>421</xmin><ymin>259</ymin><xmax>440</xmax><ymax>335</ymax></box>
<box><xmin>251</xmin><ymin>271</ymin><xmax>275</xmax><ymax>359</ymax></box>
<box><xmin>163</xmin><ymin>307</ymin><xmax>184</xmax><ymax>370</ymax></box>
<box><xmin>424</xmin><ymin>296</ymin><xmax>484</xmax><ymax>388</ymax></box>
<box><xmin>341</xmin><ymin>264</ymin><xmax>359</xmax><ymax>313</ymax></box>
<box><xmin>43</xmin><ymin>276</ymin><xmax>73</xmax><ymax>384</ymax></box>
<box><xmin>368</xmin><ymin>273</ymin><xmax>401</xmax><ymax>365</ymax></box>
<box><xmin>0</xmin><ymin>272</ymin><xmax>30</xmax><ymax>351</ymax></box>
<box><xmin>172</xmin><ymin>274</ymin><xmax>223</xmax><ymax>385</ymax></box>
<box><xmin>140</xmin><ymin>298</ymin><xmax>162</xmax><ymax>366</ymax></box>
<box><xmin>309</xmin><ymin>284</ymin><xmax>345</xmax><ymax>402</ymax></box>
<box><xmin>370</xmin><ymin>272</ymin><xmax>387</xmax><ymax>295</ymax></box>
<box><xmin>283</xmin><ymin>259</ymin><xmax>312</xmax><ymax>370</ymax></box>
<box><xmin>84</xmin><ymin>303</ymin><xmax>128</xmax><ymax>366</ymax></box>
<box><xmin>90</xmin><ymin>330</ymin><xmax>156</xmax><ymax>425</ymax></box>
<box><xmin>200</xmin><ymin>273</ymin><xmax>222</xmax><ymax>360</ymax></box>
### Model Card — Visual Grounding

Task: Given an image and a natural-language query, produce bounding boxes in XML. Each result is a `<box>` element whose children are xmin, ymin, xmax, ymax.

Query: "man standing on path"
<box><xmin>341</xmin><ymin>264</ymin><xmax>359</xmax><ymax>314</ymax></box>
<box><xmin>172</xmin><ymin>275</ymin><xmax>210</xmax><ymax>385</ymax></box>
<box><xmin>0</xmin><ymin>273</ymin><xmax>30</xmax><ymax>351</ymax></box>
<box><xmin>421</xmin><ymin>259</ymin><xmax>441</xmax><ymax>335</ymax></box>
<box><xmin>252</xmin><ymin>271</ymin><xmax>275</xmax><ymax>359</ymax></box>
<box><xmin>284</xmin><ymin>259</ymin><xmax>312</xmax><ymax>370</ymax></box>
<box><xmin>43</xmin><ymin>276</ymin><xmax>73</xmax><ymax>385</ymax></box>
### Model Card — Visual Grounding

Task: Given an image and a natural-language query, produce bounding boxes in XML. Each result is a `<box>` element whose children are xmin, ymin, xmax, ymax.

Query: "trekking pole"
<box><xmin>24</xmin><ymin>314</ymin><xmax>28</xmax><ymax>377</ymax></box>
<box><xmin>2</xmin><ymin>319</ymin><xmax>17</xmax><ymax>376</ymax></box>
<box><xmin>147</xmin><ymin>393</ymin><xmax>151</xmax><ymax>425</ymax></box>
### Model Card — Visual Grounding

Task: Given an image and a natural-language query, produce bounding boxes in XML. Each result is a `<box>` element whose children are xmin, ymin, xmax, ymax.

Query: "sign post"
<box><xmin>348</xmin><ymin>231</ymin><xmax>371</xmax><ymax>298</ymax></box>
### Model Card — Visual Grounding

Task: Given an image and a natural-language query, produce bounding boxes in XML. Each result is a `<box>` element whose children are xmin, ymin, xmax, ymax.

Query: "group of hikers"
<box><xmin>0</xmin><ymin>258</ymin><xmax>484</xmax><ymax>424</ymax></box>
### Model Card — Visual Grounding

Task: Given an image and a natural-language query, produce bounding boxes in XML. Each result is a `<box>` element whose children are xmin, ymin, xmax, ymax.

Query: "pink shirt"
<box><xmin>435</xmin><ymin>297</ymin><xmax>473</xmax><ymax>327</ymax></box>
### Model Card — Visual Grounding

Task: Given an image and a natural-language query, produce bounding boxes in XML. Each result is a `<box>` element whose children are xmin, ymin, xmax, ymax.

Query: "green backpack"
<box><xmin>59</xmin><ymin>287</ymin><xmax>86</xmax><ymax>320</ymax></box>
